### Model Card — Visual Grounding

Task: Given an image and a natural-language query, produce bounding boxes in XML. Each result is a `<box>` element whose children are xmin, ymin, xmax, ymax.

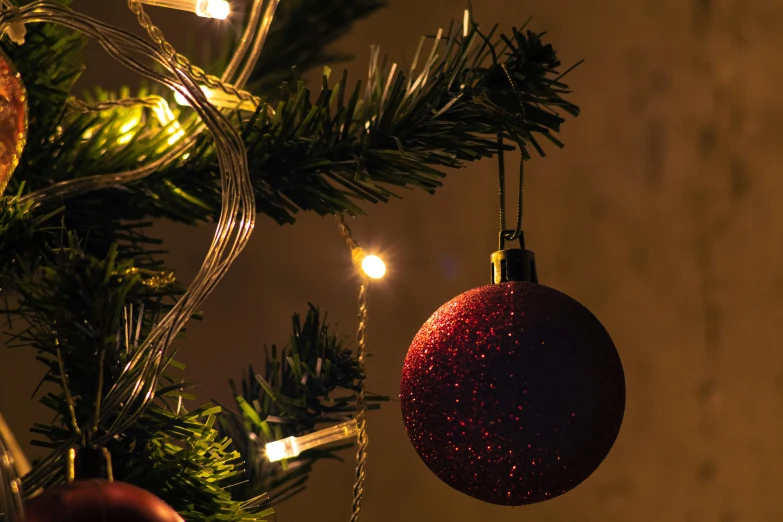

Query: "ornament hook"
<box><xmin>499</xmin><ymin>229</ymin><xmax>526</xmax><ymax>251</ymax></box>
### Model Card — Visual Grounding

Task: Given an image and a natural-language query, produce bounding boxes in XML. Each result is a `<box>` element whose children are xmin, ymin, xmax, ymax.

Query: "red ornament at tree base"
<box><xmin>24</xmin><ymin>479</ymin><xmax>183</xmax><ymax>522</ymax></box>
<box><xmin>400</xmin><ymin>273</ymin><xmax>625</xmax><ymax>505</ymax></box>
<box><xmin>23</xmin><ymin>446</ymin><xmax>182</xmax><ymax>522</ymax></box>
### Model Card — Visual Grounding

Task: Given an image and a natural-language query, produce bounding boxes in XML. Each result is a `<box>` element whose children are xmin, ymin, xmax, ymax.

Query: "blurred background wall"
<box><xmin>2</xmin><ymin>1</ymin><xmax>783</xmax><ymax>521</ymax></box>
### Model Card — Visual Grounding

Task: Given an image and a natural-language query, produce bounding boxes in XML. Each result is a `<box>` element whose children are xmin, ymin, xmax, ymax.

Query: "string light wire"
<box><xmin>18</xmin><ymin>0</ymin><xmax>278</xmax><ymax>205</ymax></box>
<box><xmin>0</xmin><ymin>437</ymin><xmax>25</xmax><ymax>522</ymax></box>
<box><xmin>337</xmin><ymin>215</ymin><xmax>371</xmax><ymax>522</ymax></box>
<box><xmin>0</xmin><ymin>413</ymin><xmax>26</xmax><ymax>521</ymax></box>
<box><xmin>261</xmin><ymin>217</ymin><xmax>384</xmax><ymax>520</ymax></box>
<box><xmin>0</xmin><ymin>4</ymin><xmax>388</xmax><ymax>521</ymax></box>
<box><xmin>0</xmin><ymin>0</ymin><xmax>265</xmax><ymax>494</ymax></box>
<box><xmin>139</xmin><ymin>0</ymin><xmax>231</xmax><ymax>19</ymax></box>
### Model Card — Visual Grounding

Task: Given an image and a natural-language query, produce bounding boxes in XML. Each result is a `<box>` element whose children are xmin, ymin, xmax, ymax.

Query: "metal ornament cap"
<box><xmin>27</xmin><ymin>448</ymin><xmax>183</xmax><ymax>522</ymax></box>
<box><xmin>491</xmin><ymin>248</ymin><xmax>537</xmax><ymax>284</ymax></box>
<box><xmin>67</xmin><ymin>446</ymin><xmax>114</xmax><ymax>482</ymax></box>
<box><xmin>491</xmin><ymin>231</ymin><xmax>538</xmax><ymax>284</ymax></box>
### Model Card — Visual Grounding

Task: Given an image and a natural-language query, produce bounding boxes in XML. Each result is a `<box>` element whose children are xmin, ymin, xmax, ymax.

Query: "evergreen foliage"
<box><xmin>0</xmin><ymin>0</ymin><xmax>577</xmax><ymax>520</ymax></box>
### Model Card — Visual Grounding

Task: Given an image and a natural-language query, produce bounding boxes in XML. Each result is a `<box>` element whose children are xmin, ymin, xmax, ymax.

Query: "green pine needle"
<box><xmin>220</xmin><ymin>305</ymin><xmax>388</xmax><ymax>505</ymax></box>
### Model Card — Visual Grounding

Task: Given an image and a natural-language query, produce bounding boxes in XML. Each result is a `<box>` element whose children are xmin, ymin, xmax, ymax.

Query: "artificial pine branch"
<box><xmin>110</xmin><ymin>403</ymin><xmax>273</xmax><ymax>521</ymax></box>
<box><xmin>0</xmin><ymin>191</ymin><xmax>63</xmax><ymax>289</ymax></box>
<box><xmin>3</xmin><ymin>237</ymin><xmax>273</xmax><ymax>520</ymax></box>
<box><xmin>245</xmin><ymin>0</ymin><xmax>388</xmax><ymax>96</ymax></box>
<box><xmin>11</xmin><ymin>18</ymin><xmax>577</xmax><ymax>234</ymax></box>
<box><xmin>5</xmin><ymin>240</ymin><xmax>180</xmax><ymax>437</ymax></box>
<box><xmin>220</xmin><ymin>305</ymin><xmax>388</xmax><ymax>505</ymax></box>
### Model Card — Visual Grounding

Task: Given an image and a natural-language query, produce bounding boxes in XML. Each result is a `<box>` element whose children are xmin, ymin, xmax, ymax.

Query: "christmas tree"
<box><xmin>0</xmin><ymin>0</ymin><xmax>588</xmax><ymax>520</ymax></box>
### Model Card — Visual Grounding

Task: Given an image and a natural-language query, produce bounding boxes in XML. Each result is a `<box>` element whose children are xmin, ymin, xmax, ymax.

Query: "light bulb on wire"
<box><xmin>174</xmin><ymin>85</ymin><xmax>259</xmax><ymax>112</ymax></box>
<box><xmin>149</xmin><ymin>98</ymin><xmax>186</xmax><ymax>145</ymax></box>
<box><xmin>361</xmin><ymin>255</ymin><xmax>386</xmax><ymax>279</ymax></box>
<box><xmin>351</xmin><ymin>248</ymin><xmax>386</xmax><ymax>279</ymax></box>
<box><xmin>139</xmin><ymin>0</ymin><xmax>231</xmax><ymax>19</ymax></box>
<box><xmin>265</xmin><ymin>420</ymin><xmax>358</xmax><ymax>462</ymax></box>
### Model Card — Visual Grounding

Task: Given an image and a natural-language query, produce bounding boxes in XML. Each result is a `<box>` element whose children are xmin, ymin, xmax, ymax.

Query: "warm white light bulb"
<box><xmin>139</xmin><ymin>0</ymin><xmax>230</xmax><ymax>20</ymax></box>
<box><xmin>361</xmin><ymin>255</ymin><xmax>386</xmax><ymax>279</ymax></box>
<box><xmin>147</xmin><ymin>98</ymin><xmax>186</xmax><ymax>145</ymax></box>
<box><xmin>120</xmin><ymin>118</ymin><xmax>140</xmax><ymax>135</ymax></box>
<box><xmin>173</xmin><ymin>91</ymin><xmax>188</xmax><ymax>107</ymax></box>
<box><xmin>174</xmin><ymin>85</ymin><xmax>259</xmax><ymax>112</ymax></box>
<box><xmin>201</xmin><ymin>0</ymin><xmax>230</xmax><ymax>19</ymax></box>
<box><xmin>265</xmin><ymin>420</ymin><xmax>358</xmax><ymax>463</ymax></box>
<box><xmin>265</xmin><ymin>437</ymin><xmax>299</xmax><ymax>462</ymax></box>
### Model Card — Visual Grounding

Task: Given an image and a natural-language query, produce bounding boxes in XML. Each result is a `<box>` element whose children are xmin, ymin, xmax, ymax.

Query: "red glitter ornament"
<box><xmin>400</xmin><ymin>279</ymin><xmax>625</xmax><ymax>506</ymax></box>
<box><xmin>24</xmin><ymin>480</ymin><xmax>183</xmax><ymax>522</ymax></box>
<box><xmin>24</xmin><ymin>446</ymin><xmax>182</xmax><ymax>522</ymax></box>
<box><xmin>0</xmin><ymin>48</ymin><xmax>27</xmax><ymax>195</ymax></box>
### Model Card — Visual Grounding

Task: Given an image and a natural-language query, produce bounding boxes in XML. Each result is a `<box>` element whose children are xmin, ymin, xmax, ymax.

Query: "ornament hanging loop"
<box><xmin>499</xmin><ymin>228</ymin><xmax>525</xmax><ymax>250</ymax></box>
<box><xmin>495</xmin><ymin>135</ymin><xmax>534</xmax><ymax>284</ymax></box>
<box><xmin>492</xmin><ymin>60</ymin><xmax>536</xmax><ymax>285</ymax></box>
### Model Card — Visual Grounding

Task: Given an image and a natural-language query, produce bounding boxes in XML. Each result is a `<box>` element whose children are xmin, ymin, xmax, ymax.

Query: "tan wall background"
<box><xmin>2</xmin><ymin>1</ymin><xmax>783</xmax><ymax>521</ymax></box>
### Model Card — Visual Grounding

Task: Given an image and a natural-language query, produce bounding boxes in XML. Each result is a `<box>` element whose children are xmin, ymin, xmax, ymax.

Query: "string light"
<box><xmin>265</xmin><ymin>420</ymin><xmax>358</xmax><ymax>462</ymax></box>
<box><xmin>150</xmin><ymin>98</ymin><xmax>186</xmax><ymax>145</ymax></box>
<box><xmin>0</xmin><ymin>413</ymin><xmax>30</xmax><ymax>477</ymax></box>
<box><xmin>350</xmin><ymin>247</ymin><xmax>386</xmax><ymax>279</ymax></box>
<box><xmin>81</xmin><ymin>98</ymin><xmax>184</xmax><ymax>146</ymax></box>
<box><xmin>174</xmin><ymin>85</ymin><xmax>259</xmax><ymax>112</ymax></box>
<box><xmin>139</xmin><ymin>0</ymin><xmax>231</xmax><ymax>19</ymax></box>
<box><xmin>361</xmin><ymin>255</ymin><xmax>386</xmax><ymax>279</ymax></box>
<box><xmin>4</xmin><ymin>0</ymin><xmax>265</xmax><ymax>492</ymax></box>
<box><xmin>120</xmin><ymin>118</ymin><xmax>140</xmax><ymax>135</ymax></box>
<box><xmin>117</xmin><ymin>117</ymin><xmax>141</xmax><ymax>144</ymax></box>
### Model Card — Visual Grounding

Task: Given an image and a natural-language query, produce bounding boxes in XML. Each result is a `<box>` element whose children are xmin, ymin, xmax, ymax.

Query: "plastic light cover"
<box><xmin>139</xmin><ymin>0</ymin><xmax>230</xmax><ymax>20</ymax></box>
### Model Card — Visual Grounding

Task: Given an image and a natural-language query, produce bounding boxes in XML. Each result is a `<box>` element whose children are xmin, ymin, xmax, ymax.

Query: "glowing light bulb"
<box><xmin>139</xmin><ymin>0</ymin><xmax>230</xmax><ymax>20</ymax></box>
<box><xmin>120</xmin><ymin>118</ymin><xmax>140</xmax><ymax>135</ymax></box>
<box><xmin>117</xmin><ymin>117</ymin><xmax>141</xmax><ymax>144</ymax></box>
<box><xmin>361</xmin><ymin>255</ymin><xmax>386</xmax><ymax>279</ymax></box>
<box><xmin>265</xmin><ymin>437</ymin><xmax>298</xmax><ymax>462</ymax></box>
<box><xmin>199</xmin><ymin>0</ymin><xmax>230</xmax><ymax>19</ymax></box>
<box><xmin>150</xmin><ymin>97</ymin><xmax>186</xmax><ymax>145</ymax></box>
<box><xmin>174</xmin><ymin>85</ymin><xmax>259</xmax><ymax>112</ymax></box>
<box><xmin>265</xmin><ymin>420</ymin><xmax>358</xmax><ymax>462</ymax></box>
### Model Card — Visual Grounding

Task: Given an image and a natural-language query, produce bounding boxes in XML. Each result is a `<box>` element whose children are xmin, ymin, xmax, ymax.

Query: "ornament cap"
<box><xmin>67</xmin><ymin>446</ymin><xmax>114</xmax><ymax>483</ymax></box>
<box><xmin>491</xmin><ymin>231</ymin><xmax>538</xmax><ymax>283</ymax></box>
